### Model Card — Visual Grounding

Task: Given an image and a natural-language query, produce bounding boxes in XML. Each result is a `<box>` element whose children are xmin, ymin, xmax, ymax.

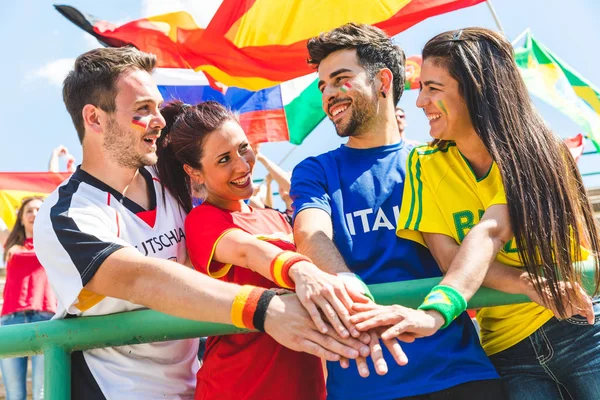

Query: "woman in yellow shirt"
<box><xmin>351</xmin><ymin>28</ymin><xmax>600</xmax><ymax>399</ymax></box>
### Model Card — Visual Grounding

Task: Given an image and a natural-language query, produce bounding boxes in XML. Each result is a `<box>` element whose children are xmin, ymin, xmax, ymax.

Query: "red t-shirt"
<box><xmin>185</xmin><ymin>203</ymin><xmax>326</xmax><ymax>400</ymax></box>
<box><xmin>2</xmin><ymin>238</ymin><xmax>57</xmax><ymax>316</ymax></box>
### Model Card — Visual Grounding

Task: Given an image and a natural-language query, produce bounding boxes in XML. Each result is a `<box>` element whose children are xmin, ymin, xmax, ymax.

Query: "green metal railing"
<box><xmin>0</xmin><ymin>259</ymin><xmax>596</xmax><ymax>399</ymax></box>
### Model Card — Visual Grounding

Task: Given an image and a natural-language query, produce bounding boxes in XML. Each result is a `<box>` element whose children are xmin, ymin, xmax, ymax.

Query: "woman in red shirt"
<box><xmin>1</xmin><ymin>196</ymin><xmax>57</xmax><ymax>400</ymax></box>
<box><xmin>154</xmin><ymin>101</ymin><xmax>387</xmax><ymax>400</ymax></box>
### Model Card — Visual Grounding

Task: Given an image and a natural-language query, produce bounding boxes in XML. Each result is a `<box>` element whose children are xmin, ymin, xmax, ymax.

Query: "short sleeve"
<box><xmin>290</xmin><ymin>157</ymin><xmax>332</xmax><ymax>222</ymax></box>
<box><xmin>185</xmin><ymin>205</ymin><xmax>241</xmax><ymax>278</ymax></box>
<box><xmin>487</xmin><ymin>177</ymin><xmax>507</xmax><ymax>207</ymax></box>
<box><xmin>397</xmin><ymin>149</ymin><xmax>453</xmax><ymax>245</ymax></box>
<box><xmin>33</xmin><ymin>191</ymin><xmax>131</xmax><ymax>313</ymax></box>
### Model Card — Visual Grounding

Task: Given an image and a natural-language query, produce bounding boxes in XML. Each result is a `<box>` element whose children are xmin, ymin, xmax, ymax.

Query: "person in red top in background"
<box><xmin>154</xmin><ymin>101</ymin><xmax>406</xmax><ymax>400</ymax></box>
<box><xmin>1</xmin><ymin>196</ymin><xmax>57</xmax><ymax>400</ymax></box>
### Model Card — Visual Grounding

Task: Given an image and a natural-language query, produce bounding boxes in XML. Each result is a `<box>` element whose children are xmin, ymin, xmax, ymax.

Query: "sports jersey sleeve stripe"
<box><xmin>205</xmin><ymin>228</ymin><xmax>237</xmax><ymax>278</ymax></box>
<box><xmin>403</xmin><ymin>148</ymin><xmax>419</xmax><ymax>229</ymax></box>
<box><xmin>413</xmin><ymin>159</ymin><xmax>424</xmax><ymax>231</ymax></box>
<box><xmin>49</xmin><ymin>178</ymin><xmax>125</xmax><ymax>286</ymax></box>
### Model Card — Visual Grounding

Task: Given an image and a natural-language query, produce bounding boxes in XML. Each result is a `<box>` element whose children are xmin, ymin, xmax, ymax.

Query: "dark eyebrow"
<box><xmin>134</xmin><ymin>97</ymin><xmax>163</xmax><ymax>106</ymax></box>
<box><xmin>422</xmin><ymin>80</ymin><xmax>444</xmax><ymax>87</ymax></box>
<box><xmin>215</xmin><ymin>150</ymin><xmax>229</xmax><ymax>160</ymax></box>
<box><xmin>317</xmin><ymin>68</ymin><xmax>353</xmax><ymax>90</ymax></box>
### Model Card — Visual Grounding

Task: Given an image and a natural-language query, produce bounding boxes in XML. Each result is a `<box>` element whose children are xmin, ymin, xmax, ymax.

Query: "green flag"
<box><xmin>514</xmin><ymin>32</ymin><xmax>600</xmax><ymax>151</ymax></box>
<box><xmin>281</xmin><ymin>74</ymin><xmax>326</xmax><ymax>145</ymax></box>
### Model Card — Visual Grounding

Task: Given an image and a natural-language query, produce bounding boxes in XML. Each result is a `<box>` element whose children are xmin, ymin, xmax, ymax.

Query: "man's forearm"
<box><xmin>296</xmin><ymin>230</ymin><xmax>350</xmax><ymax>274</ymax></box>
<box><xmin>87</xmin><ymin>249</ymin><xmax>238</xmax><ymax>325</ymax></box>
<box><xmin>293</xmin><ymin>209</ymin><xmax>351</xmax><ymax>274</ymax></box>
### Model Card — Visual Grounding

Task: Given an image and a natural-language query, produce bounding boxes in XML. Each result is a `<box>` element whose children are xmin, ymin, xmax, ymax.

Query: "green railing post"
<box><xmin>44</xmin><ymin>346</ymin><xmax>70</xmax><ymax>400</ymax></box>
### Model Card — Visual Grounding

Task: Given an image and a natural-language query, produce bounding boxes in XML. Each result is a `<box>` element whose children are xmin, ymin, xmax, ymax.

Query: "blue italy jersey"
<box><xmin>291</xmin><ymin>141</ymin><xmax>498</xmax><ymax>399</ymax></box>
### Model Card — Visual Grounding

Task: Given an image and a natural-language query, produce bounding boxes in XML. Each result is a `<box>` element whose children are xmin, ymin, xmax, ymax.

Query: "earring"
<box><xmin>381</xmin><ymin>91</ymin><xmax>387</xmax><ymax>99</ymax></box>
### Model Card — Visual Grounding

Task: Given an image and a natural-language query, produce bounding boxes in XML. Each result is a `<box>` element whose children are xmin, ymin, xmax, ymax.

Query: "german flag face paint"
<box><xmin>131</xmin><ymin>115</ymin><xmax>149</xmax><ymax>131</ymax></box>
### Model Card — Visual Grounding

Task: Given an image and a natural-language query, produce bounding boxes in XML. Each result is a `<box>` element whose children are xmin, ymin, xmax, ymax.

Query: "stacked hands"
<box><xmin>264</xmin><ymin>261</ymin><xmax>446</xmax><ymax>378</ymax></box>
<box><xmin>263</xmin><ymin>263</ymin><xmax>596</xmax><ymax>378</ymax></box>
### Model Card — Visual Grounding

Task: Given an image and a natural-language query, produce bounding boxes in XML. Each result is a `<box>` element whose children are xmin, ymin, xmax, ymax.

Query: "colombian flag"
<box><xmin>0</xmin><ymin>173</ymin><xmax>70</xmax><ymax>229</ymax></box>
<box><xmin>55</xmin><ymin>0</ymin><xmax>485</xmax><ymax>90</ymax></box>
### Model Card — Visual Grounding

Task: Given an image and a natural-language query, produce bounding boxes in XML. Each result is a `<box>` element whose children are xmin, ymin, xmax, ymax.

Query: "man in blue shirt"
<box><xmin>290</xmin><ymin>23</ymin><xmax>502</xmax><ymax>400</ymax></box>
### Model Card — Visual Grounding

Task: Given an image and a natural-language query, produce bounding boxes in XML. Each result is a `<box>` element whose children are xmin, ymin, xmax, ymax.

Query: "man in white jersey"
<box><xmin>33</xmin><ymin>47</ymin><xmax>367</xmax><ymax>399</ymax></box>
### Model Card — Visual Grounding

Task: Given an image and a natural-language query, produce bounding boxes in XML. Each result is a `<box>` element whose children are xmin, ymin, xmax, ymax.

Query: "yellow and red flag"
<box><xmin>56</xmin><ymin>0</ymin><xmax>484</xmax><ymax>90</ymax></box>
<box><xmin>0</xmin><ymin>173</ymin><xmax>70</xmax><ymax>229</ymax></box>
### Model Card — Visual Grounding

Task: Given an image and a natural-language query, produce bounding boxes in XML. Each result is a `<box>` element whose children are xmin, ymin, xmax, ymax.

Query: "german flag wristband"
<box><xmin>231</xmin><ymin>286</ymin><xmax>277</xmax><ymax>332</ymax></box>
<box><xmin>269</xmin><ymin>251</ymin><xmax>312</xmax><ymax>290</ymax></box>
<box><xmin>417</xmin><ymin>285</ymin><xmax>467</xmax><ymax>329</ymax></box>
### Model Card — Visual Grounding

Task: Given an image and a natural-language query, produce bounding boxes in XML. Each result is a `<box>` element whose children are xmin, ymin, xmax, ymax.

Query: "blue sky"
<box><xmin>1</xmin><ymin>0</ymin><xmax>599</xmax><ymax>189</ymax></box>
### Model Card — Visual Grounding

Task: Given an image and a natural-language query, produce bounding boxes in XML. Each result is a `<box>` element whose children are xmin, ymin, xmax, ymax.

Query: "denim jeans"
<box><xmin>0</xmin><ymin>311</ymin><xmax>54</xmax><ymax>400</ymax></box>
<box><xmin>397</xmin><ymin>379</ymin><xmax>505</xmax><ymax>400</ymax></box>
<box><xmin>489</xmin><ymin>298</ymin><xmax>600</xmax><ymax>400</ymax></box>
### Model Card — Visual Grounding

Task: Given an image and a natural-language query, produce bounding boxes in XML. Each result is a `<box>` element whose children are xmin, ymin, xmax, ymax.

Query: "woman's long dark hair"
<box><xmin>154</xmin><ymin>100</ymin><xmax>238</xmax><ymax>213</ymax></box>
<box><xmin>423</xmin><ymin>27</ymin><xmax>600</xmax><ymax>316</ymax></box>
<box><xmin>3</xmin><ymin>196</ymin><xmax>45</xmax><ymax>262</ymax></box>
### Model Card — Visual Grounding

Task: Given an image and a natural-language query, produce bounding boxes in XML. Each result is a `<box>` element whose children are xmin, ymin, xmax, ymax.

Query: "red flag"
<box><xmin>56</xmin><ymin>1</ymin><xmax>485</xmax><ymax>90</ymax></box>
<box><xmin>564</xmin><ymin>133</ymin><xmax>585</xmax><ymax>162</ymax></box>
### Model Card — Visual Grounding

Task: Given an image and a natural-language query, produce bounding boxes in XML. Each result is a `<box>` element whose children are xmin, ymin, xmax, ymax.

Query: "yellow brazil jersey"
<box><xmin>396</xmin><ymin>142</ymin><xmax>555</xmax><ymax>356</ymax></box>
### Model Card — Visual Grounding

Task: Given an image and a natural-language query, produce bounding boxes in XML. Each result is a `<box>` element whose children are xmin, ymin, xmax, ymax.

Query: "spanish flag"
<box><xmin>0</xmin><ymin>173</ymin><xmax>70</xmax><ymax>229</ymax></box>
<box><xmin>56</xmin><ymin>0</ymin><xmax>484</xmax><ymax>90</ymax></box>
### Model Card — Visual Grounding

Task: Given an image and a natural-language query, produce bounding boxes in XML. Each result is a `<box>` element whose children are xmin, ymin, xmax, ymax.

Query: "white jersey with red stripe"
<box><xmin>34</xmin><ymin>166</ymin><xmax>198</xmax><ymax>400</ymax></box>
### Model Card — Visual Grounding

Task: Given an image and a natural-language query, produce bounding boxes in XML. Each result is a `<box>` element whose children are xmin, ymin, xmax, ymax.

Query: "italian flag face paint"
<box><xmin>339</xmin><ymin>82</ymin><xmax>352</xmax><ymax>93</ymax></box>
<box><xmin>131</xmin><ymin>115</ymin><xmax>149</xmax><ymax>131</ymax></box>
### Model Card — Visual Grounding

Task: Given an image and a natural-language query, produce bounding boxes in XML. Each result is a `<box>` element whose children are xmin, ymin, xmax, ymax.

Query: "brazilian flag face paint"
<box><xmin>436</xmin><ymin>100</ymin><xmax>449</xmax><ymax>116</ymax></box>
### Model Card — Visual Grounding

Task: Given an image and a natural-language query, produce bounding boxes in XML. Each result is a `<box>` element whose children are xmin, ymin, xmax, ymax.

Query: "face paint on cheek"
<box><xmin>131</xmin><ymin>115</ymin><xmax>150</xmax><ymax>131</ymax></box>
<box><xmin>339</xmin><ymin>82</ymin><xmax>352</xmax><ymax>93</ymax></box>
<box><xmin>436</xmin><ymin>100</ymin><xmax>449</xmax><ymax>116</ymax></box>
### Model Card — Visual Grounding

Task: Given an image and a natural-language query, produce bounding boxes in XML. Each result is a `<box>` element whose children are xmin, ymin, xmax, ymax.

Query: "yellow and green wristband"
<box><xmin>230</xmin><ymin>285</ymin><xmax>277</xmax><ymax>332</ymax></box>
<box><xmin>417</xmin><ymin>285</ymin><xmax>467</xmax><ymax>329</ymax></box>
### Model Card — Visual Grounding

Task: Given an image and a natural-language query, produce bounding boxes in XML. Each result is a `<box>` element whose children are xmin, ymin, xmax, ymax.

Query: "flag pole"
<box><xmin>485</xmin><ymin>0</ymin><xmax>505</xmax><ymax>34</ymax></box>
<box><xmin>277</xmin><ymin>145</ymin><xmax>298</xmax><ymax>166</ymax></box>
<box><xmin>511</xmin><ymin>28</ymin><xmax>530</xmax><ymax>46</ymax></box>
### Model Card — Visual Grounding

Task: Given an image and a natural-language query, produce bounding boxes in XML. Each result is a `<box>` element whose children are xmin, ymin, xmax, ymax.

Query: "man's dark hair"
<box><xmin>307</xmin><ymin>23</ymin><xmax>406</xmax><ymax>105</ymax></box>
<box><xmin>62</xmin><ymin>47</ymin><xmax>156</xmax><ymax>143</ymax></box>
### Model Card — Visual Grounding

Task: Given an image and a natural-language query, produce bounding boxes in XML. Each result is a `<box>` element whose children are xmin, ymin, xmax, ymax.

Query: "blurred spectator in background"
<box><xmin>1</xmin><ymin>196</ymin><xmax>56</xmax><ymax>400</ymax></box>
<box><xmin>48</xmin><ymin>145</ymin><xmax>76</xmax><ymax>173</ymax></box>
<box><xmin>250</xmin><ymin>143</ymin><xmax>293</xmax><ymax>223</ymax></box>
<box><xmin>1</xmin><ymin>145</ymin><xmax>76</xmax><ymax>264</ymax></box>
<box><xmin>0</xmin><ymin>219</ymin><xmax>8</xmax><ymax>247</ymax></box>
<box><xmin>395</xmin><ymin>106</ymin><xmax>420</xmax><ymax>148</ymax></box>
